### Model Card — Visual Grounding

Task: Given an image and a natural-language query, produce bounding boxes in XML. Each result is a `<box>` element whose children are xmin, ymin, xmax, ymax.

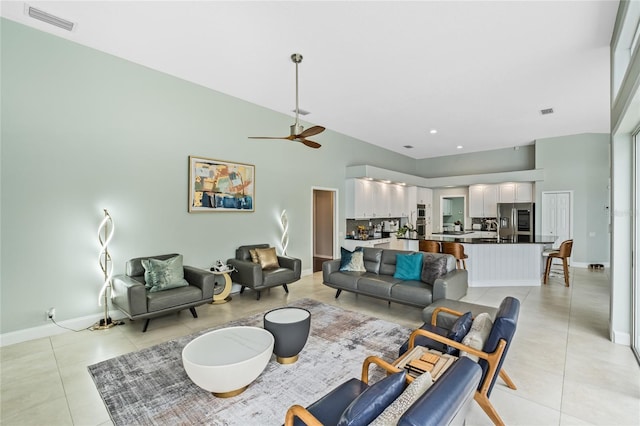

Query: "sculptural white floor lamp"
<box><xmin>92</xmin><ymin>209</ymin><xmax>122</xmax><ymax>330</ymax></box>
<box><xmin>280</xmin><ymin>209</ymin><xmax>289</xmax><ymax>255</ymax></box>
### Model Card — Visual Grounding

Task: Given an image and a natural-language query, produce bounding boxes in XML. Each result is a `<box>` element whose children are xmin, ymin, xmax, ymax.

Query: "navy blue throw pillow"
<box><xmin>338</xmin><ymin>371</ymin><xmax>407</xmax><ymax>426</ymax></box>
<box><xmin>445</xmin><ymin>311</ymin><xmax>473</xmax><ymax>355</ymax></box>
<box><xmin>340</xmin><ymin>246</ymin><xmax>364</xmax><ymax>271</ymax></box>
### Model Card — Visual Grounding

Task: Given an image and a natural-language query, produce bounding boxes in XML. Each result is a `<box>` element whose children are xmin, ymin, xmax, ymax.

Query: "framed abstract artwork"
<box><xmin>188</xmin><ymin>156</ymin><xmax>255</xmax><ymax>212</ymax></box>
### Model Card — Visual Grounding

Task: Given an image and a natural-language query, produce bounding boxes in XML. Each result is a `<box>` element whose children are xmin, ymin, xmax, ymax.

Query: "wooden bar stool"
<box><xmin>419</xmin><ymin>240</ymin><xmax>441</xmax><ymax>253</ymax></box>
<box><xmin>543</xmin><ymin>239</ymin><xmax>573</xmax><ymax>287</ymax></box>
<box><xmin>441</xmin><ymin>242</ymin><xmax>468</xmax><ymax>270</ymax></box>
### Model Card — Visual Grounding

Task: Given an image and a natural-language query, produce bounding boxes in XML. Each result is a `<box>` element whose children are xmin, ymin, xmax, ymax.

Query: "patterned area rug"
<box><xmin>88</xmin><ymin>299</ymin><xmax>412</xmax><ymax>426</ymax></box>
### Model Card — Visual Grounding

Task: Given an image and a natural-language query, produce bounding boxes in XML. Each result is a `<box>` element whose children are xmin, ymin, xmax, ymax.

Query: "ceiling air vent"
<box><xmin>540</xmin><ymin>108</ymin><xmax>554</xmax><ymax>115</ymax></box>
<box><xmin>403</xmin><ymin>145</ymin><xmax>414</xmax><ymax>149</ymax></box>
<box><xmin>26</xmin><ymin>5</ymin><xmax>76</xmax><ymax>31</ymax></box>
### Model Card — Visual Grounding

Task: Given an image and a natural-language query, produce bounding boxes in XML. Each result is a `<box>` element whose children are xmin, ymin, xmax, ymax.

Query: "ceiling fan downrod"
<box><xmin>291</xmin><ymin>53</ymin><xmax>303</xmax><ymax>136</ymax></box>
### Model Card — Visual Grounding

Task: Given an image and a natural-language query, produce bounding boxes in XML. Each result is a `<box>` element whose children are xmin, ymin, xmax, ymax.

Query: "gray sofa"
<box><xmin>322</xmin><ymin>248</ymin><xmax>468</xmax><ymax>308</ymax></box>
<box><xmin>112</xmin><ymin>253</ymin><xmax>216</xmax><ymax>332</ymax></box>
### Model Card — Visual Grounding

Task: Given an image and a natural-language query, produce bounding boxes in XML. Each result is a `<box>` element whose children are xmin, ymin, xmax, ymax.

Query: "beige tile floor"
<box><xmin>1</xmin><ymin>267</ymin><xmax>639</xmax><ymax>425</ymax></box>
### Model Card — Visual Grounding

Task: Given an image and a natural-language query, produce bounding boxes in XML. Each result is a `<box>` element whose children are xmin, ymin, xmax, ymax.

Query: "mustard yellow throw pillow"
<box><xmin>255</xmin><ymin>247</ymin><xmax>280</xmax><ymax>270</ymax></box>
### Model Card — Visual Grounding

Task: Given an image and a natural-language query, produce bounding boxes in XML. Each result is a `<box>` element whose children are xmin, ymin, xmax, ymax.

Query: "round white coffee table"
<box><xmin>182</xmin><ymin>326</ymin><xmax>274</xmax><ymax>397</ymax></box>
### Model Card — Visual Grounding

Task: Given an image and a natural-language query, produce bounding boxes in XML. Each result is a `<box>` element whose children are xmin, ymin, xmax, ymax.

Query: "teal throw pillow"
<box><xmin>141</xmin><ymin>255</ymin><xmax>189</xmax><ymax>293</ymax></box>
<box><xmin>393</xmin><ymin>253</ymin><xmax>424</xmax><ymax>281</ymax></box>
<box><xmin>340</xmin><ymin>247</ymin><xmax>365</xmax><ymax>272</ymax></box>
<box><xmin>338</xmin><ymin>370</ymin><xmax>407</xmax><ymax>426</ymax></box>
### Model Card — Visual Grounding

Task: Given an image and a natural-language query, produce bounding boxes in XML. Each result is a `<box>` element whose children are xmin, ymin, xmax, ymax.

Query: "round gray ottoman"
<box><xmin>263</xmin><ymin>307</ymin><xmax>311</xmax><ymax>364</ymax></box>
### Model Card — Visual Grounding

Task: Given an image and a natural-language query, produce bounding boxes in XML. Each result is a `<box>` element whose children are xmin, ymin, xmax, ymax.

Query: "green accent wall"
<box><xmin>0</xmin><ymin>19</ymin><xmax>416</xmax><ymax>333</ymax></box>
<box><xmin>0</xmin><ymin>17</ymin><xmax>615</xmax><ymax>337</ymax></box>
<box><xmin>535</xmin><ymin>133</ymin><xmax>611</xmax><ymax>263</ymax></box>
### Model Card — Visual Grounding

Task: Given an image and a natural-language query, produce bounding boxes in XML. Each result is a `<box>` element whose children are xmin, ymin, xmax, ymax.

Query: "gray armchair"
<box><xmin>227</xmin><ymin>244</ymin><xmax>302</xmax><ymax>300</ymax></box>
<box><xmin>111</xmin><ymin>253</ymin><xmax>216</xmax><ymax>332</ymax></box>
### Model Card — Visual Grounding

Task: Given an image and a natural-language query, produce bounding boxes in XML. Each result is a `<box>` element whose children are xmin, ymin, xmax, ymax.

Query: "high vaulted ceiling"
<box><xmin>1</xmin><ymin>1</ymin><xmax>619</xmax><ymax>159</ymax></box>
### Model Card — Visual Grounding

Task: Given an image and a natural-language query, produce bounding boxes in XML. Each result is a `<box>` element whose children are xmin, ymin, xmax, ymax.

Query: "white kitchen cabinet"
<box><xmin>468</xmin><ymin>185</ymin><xmax>484</xmax><ymax>217</ymax></box>
<box><xmin>498</xmin><ymin>184</ymin><xmax>515</xmax><ymax>203</ymax></box>
<box><xmin>405</xmin><ymin>186</ymin><xmax>431</xmax><ymax>219</ymax></box>
<box><xmin>483</xmin><ymin>185</ymin><xmax>498</xmax><ymax>217</ymax></box>
<box><xmin>469</xmin><ymin>184</ymin><xmax>498</xmax><ymax>217</ymax></box>
<box><xmin>417</xmin><ymin>187</ymin><xmax>432</xmax><ymax>205</ymax></box>
<box><xmin>515</xmin><ymin>182</ymin><xmax>533</xmax><ymax>202</ymax></box>
<box><xmin>371</xmin><ymin>181</ymin><xmax>390</xmax><ymax>218</ymax></box>
<box><xmin>442</xmin><ymin>198</ymin><xmax>453</xmax><ymax>216</ymax></box>
<box><xmin>498</xmin><ymin>182</ymin><xmax>533</xmax><ymax>203</ymax></box>
<box><xmin>405</xmin><ymin>186</ymin><xmax>417</xmax><ymax>219</ymax></box>
<box><xmin>346</xmin><ymin>179</ymin><xmax>374</xmax><ymax>218</ymax></box>
<box><xmin>387</xmin><ymin>185</ymin><xmax>404</xmax><ymax>217</ymax></box>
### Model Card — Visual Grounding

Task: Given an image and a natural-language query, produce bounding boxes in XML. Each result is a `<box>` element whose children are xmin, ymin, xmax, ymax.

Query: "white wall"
<box><xmin>609</xmin><ymin>0</ymin><xmax>640</xmax><ymax>345</ymax></box>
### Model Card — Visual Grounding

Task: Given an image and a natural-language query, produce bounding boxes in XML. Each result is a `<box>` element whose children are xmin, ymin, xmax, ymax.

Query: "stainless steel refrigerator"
<box><xmin>497</xmin><ymin>203</ymin><xmax>535</xmax><ymax>241</ymax></box>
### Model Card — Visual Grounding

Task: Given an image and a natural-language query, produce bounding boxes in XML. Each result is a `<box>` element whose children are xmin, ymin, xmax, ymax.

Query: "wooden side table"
<box><xmin>209</xmin><ymin>269</ymin><xmax>234</xmax><ymax>304</ymax></box>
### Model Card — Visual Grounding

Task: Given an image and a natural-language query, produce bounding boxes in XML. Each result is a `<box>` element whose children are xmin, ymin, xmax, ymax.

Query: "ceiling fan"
<box><xmin>249</xmin><ymin>53</ymin><xmax>325</xmax><ymax>149</ymax></box>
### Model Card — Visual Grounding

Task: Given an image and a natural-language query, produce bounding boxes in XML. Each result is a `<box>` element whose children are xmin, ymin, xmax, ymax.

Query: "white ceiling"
<box><xmin>1</xmin><ymin>1</ymin><xmax>619</xmax><ymax>159</ymax></box>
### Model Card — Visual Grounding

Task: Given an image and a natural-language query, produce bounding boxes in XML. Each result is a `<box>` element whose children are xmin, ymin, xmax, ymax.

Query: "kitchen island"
<box><xmin>426</xmin><ymin>234</ymin><xmax>556</xmax><ymax>287</ymax></box>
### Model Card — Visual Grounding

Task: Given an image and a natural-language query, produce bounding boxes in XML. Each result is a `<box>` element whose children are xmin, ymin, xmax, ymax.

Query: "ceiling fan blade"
<box><xmin>298</xmin><ymin>126</ymin><xmax>325</xmax><ymax>138</ymax></box>
<box><xmin>300</xmin><ymin>139</ymin><xmax>321</xmax><ymax>149</ymax></box>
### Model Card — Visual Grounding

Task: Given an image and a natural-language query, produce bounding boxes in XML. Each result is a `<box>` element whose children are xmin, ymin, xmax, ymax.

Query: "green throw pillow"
<box><xmin>141</xmin><ymin>255</ymin><xmax>189</xmax><ymax>293</ymax></box>
<box><xmin>393</xmin><ymin>252</ymin><xmax>423</xmax><ymax>281</ymax></box>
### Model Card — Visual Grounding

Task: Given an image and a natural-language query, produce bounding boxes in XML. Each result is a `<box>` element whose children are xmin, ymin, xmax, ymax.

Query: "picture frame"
<box><xmin>188</xmin><ymin>156</ymin><xmax>255</xmax><ymax>212</ymax></box>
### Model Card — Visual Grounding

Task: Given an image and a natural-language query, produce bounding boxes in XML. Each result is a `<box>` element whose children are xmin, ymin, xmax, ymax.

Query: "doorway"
<box><xmin>441</xmin><ymin>196</ymin><xmax>466</xmax><ymax>231</ymax></box>
<box><xmin>312</xmin><ymin>188</ymin><xmax>337</xmax><ymax>272</ymax></box>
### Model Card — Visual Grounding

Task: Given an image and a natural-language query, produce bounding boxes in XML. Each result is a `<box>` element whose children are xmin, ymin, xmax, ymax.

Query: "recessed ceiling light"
<box><xmin>430</xmin><ymin>129</ymin><xmax>438</xmax><ymax>134</ymax></box>
<box><xmin>456</xmin><ymin>145</ymin><xmax>463</xmax><ymax>149</ymax></box>
<box><xmin>381</xmin><ymin>180</ymin><xmax>391</xmax><ymax>184</ymax></box>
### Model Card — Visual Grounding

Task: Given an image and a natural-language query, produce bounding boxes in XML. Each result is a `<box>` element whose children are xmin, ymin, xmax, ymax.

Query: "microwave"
<box><xmin>417</xmin><ymin>204</ymin><xmax>426</xmax><ymax>218</ymax></box>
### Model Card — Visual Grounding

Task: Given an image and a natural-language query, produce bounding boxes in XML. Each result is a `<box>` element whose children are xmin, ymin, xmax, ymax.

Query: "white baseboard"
<box><xmin>572</xmin><ymin>261</ymin><xmax>610</xmax><ymax>268</ymax></box>
<box><xmin>611</xmin><ymin>329</ymin><xmax>631</xmax><ymax>346</ymax></box>
<box><xmin>0</xmin><ymin>310</ymin><xmax>127</xmax><ymax>347</ymax></box>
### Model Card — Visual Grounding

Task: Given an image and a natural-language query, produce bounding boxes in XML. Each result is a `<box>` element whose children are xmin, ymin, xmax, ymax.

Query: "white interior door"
<box><xmin>542</xmin><ymin>191</ymin><xmax>572</xmax><ymax>249</ymax></box>
<box><xmin>555</xmin><ymin>193</ymin><xmax>571</xmax><ymax>244</ymax></box>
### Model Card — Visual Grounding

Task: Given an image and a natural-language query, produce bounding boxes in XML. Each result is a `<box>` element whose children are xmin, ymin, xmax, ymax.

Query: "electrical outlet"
<box><xmin>47</xmin><ymin>307</ymin><xmax>55</xmax><ymax>321</ymax></box>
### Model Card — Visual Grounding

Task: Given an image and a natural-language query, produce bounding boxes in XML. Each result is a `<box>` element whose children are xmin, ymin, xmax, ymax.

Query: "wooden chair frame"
<box><xmin>403</xmin><ymin>306</ymin><xmax>517</xmax><ymax>426</ymax></box>
<box><xmin>284</xmin><ymin>356</ymin><xmax>407</xmax><ymax>426</ymax></box>
<box><xmin>441</xmin><ymin>242</ymin><xmax>468</xmax><ymax>270</ymax></box>
<box><xmin>543</xmin><ymin>239</ymin><xmax>573</xmax><ymax>287</ymax></box>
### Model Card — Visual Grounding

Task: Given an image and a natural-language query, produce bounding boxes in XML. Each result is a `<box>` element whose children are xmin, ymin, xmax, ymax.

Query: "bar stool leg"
<box><xmin>544</xmin><ymin>257</ymin><xmax>552</xmax><ymax>284</ymax></box>
<box><xmin>562</xmin><ymin>258</ymin><xmax>570</xmax><ymax>287</ymax></box>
